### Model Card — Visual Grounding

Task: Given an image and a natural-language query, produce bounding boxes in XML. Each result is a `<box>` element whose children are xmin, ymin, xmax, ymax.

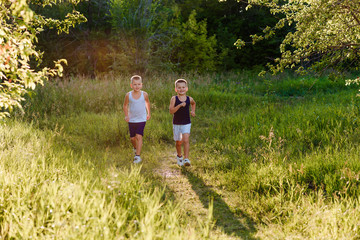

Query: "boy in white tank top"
<box><xmin>123</xmin><ymin>75</ymin><xmax>151</xmax><ymax>163</ymax></box>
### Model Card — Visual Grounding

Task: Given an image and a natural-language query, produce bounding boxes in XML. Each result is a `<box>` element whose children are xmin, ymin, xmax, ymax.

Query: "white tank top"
<box><xmin>129</xmin><ymin>91</ymin><xmax>147</xmax><ymax>123</ymax></box>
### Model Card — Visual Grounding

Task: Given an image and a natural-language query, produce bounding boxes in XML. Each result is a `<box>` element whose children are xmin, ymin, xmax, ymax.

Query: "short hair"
<box><xmin>175</xmin><ymin>79</ymin><xmax>187</xmax><ymax>87</ymax></box>
<box><xmin>131</xmin><ymin>75</ymin><xmax>142</xmax><ymax>83</ymax></box>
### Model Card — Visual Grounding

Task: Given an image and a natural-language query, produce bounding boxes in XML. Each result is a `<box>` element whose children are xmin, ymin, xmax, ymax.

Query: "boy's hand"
<box><xmin>181</xmin><ymin>102</ymin><xmax>186</xmax><ymax>107</ymax></box>
<box><xmin>125</xmin><ymin>116</ymin><xmax>129</xmax><ymax>122</ymax></box>
<box><xmin>191</xmin><ymin>111</ymin><xmax>196</xmax><ymax>117</ymax></box>
<box><xmin>147</xmin><ymin>114</ymin><xmax>151</xmax><ymax>120</ymax></box>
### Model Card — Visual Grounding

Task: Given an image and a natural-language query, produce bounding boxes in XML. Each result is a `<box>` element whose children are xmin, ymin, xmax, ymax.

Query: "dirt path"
<box><xmin>154</xmin><ymin>151</ymin><xmax>209</xmax><ymax>219</ymax></box>
<box><xmin>154</xmin><ymin>151</ymin><xmax>258</xmax><ymax>240</ymax></box>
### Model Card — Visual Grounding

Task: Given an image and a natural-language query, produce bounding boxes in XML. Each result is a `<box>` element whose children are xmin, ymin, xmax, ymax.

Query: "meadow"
<box><xmin>2</xmin><ymin>71</ymin><xmax>360</xmax><ymax>239</ymax></box>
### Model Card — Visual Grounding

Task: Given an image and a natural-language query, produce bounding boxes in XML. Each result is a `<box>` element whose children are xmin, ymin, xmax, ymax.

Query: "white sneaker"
<box><xmin>177</xmin><ymin>156</ymin><xmax>184</xmax><ymax>166</ymax></box>
<box><xmin>184</xmin><ymin>158</ymin><xmax>191</xmax><ymax>166</ymax></box>
<box><xmin>133</xmin><ymin>155</ymin><xmax>142</xmax><ymax>164</ymax></box>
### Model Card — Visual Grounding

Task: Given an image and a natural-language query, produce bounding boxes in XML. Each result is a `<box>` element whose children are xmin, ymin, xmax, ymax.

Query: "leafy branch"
<box><xmin>0</xmin><ymin>0</ymin><xmax>86</xmax><ymax>119</ymax></box>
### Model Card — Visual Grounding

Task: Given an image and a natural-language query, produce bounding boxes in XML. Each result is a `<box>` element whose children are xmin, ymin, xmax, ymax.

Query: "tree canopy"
<box><xmin>236</xmin><ymin>0</ymin><xmax>360</xmax><ymax>75</ymax></box>
<box><xmin>35</xmin><ymin>0</ymin><xmax>281</xmax><ymax>75</ymax></box>
<box><xmin>0</xmin><ymin>0</ymin><xmax>85</xmax><ymax>119</ymax></box>
<box><xmin>4</xmin><ymin>0</ymin><xmax>359</xmax><ymax>119</ymax></box>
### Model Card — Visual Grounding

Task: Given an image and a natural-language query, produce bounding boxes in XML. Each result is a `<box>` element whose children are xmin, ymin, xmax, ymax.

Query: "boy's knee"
<box><xmin>182</xmin><ymin>135</ymin><xmax>190</xmax><ymax>143</ymax></box>
<box><xmin>135</xmin><ymin>134</ymin><xmax>143</xmax><ymax>140</ymax></box>
<box><xmin>176</xmin><ymin>141</ymin><xmax>182</xmax><ymax>146</ymax></box>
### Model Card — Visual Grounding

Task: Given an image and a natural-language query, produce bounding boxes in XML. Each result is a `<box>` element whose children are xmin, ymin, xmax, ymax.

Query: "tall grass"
<box><xmin>7</xmin><ymin>70</ymin><xmax>360</xmax><ymax>238</ymax></box>
<box><xmin>0</xmin><ymin>121</ymin><xmax>216</xmax><ymax>239</ymax></box>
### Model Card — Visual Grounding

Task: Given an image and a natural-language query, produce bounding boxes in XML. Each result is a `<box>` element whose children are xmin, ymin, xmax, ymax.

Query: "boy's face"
<box><xmin>175</xmin><ymin>82</ymin><xmax>188</xmax><ymax>95</ymax></box>
<box><xmin>131</xmin><ymin>79</ymin><xmax>143</xmax><ymax>91</ymax></box>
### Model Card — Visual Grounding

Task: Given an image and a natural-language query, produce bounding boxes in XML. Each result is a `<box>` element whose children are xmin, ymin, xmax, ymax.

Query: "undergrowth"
<box><xmin>4</xmin><ymin>70</ymin><xmax>360</xmax><ymax>239</ymax></box>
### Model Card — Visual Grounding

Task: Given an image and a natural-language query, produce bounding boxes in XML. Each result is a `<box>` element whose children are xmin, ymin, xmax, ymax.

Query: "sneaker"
<box><xmin>133</xmin><ymin>155</ymin><xmax>142</xmax><ymax>164</ymax></box>
<box><xmin>177</xmin><ymin>155</ymin><xmax>184</xmax><ymax>166</ymax></box>
<box><xmin>183</xmin><ymin>158</ymin><xmax>191</xmax><ymax>166</ymax></box>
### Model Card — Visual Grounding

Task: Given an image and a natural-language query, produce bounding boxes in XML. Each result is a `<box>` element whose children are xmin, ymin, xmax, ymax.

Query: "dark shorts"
<box><xmin>128</xmin><ymin>122</ymin><xmax>146</xmax><ymax>137</ymax></box>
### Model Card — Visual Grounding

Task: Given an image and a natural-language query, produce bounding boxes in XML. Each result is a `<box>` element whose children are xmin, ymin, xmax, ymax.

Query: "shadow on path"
<box><xmin>182</xmin><ymin>168</ymin><xmax>259</xmax><ymax>240</ymax></box>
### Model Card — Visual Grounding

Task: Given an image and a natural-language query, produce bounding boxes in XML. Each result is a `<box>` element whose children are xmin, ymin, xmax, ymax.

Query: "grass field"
<box><xmin>2</xmin><ymin>71</ymin><xmax>360</xmax><ymax>239</ymax></box>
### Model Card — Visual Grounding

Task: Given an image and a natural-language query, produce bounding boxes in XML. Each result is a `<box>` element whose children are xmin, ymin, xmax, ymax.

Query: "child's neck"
<box><xmin>177</xmin><ymin>93</ymin><xmax>187</xmax><ymax>100</ymax></box>
<box><xmin>131</xmin><ymin>90</ymin><xmax>141</xmax><ymax>99</ymax></box>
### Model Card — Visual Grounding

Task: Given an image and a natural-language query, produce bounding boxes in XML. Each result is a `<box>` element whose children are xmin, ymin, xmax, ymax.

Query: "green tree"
<box><xmin>0</xmin><ymin>0</ymin><xmax>85</xmax><ymax>119</ymax></box>
<box><xmin>235</xmin><ymin>0</ymin><xmax>360</xmax><ymax>75</ymax></box>
<box><xmin>172</xmin><ymin>10</ymin><xmax>218</xmax><ymax>73</ymax></box>
<box><xmin>176</xmin><ymin>0</ymin><xmax>284</xmax><ymax>71</ymax></box>
<box><xmin>108</xmin><ymin>1</ymin><xmax>219</xmax><ymax>73</ymax></box>
<box><xmin>109</xmin><ymin>0</ymin><xmax>167</xmax><ymax>73</ymax></box>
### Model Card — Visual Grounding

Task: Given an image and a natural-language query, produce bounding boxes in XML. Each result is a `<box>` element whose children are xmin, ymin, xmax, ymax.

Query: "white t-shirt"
<box><xmin>129</xmin><ymin>91</ymin><xmax>147</xmax><ymax>123</ymax></box>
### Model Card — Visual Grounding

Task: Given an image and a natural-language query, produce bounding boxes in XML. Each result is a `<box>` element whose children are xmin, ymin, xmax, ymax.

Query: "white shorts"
<box><xmin>173</xmin><ymin>123</ymin><xmax>191</xmax><ymax>141</ymax></box>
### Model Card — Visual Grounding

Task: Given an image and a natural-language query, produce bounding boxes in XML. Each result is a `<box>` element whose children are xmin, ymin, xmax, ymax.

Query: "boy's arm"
<box><xmin>144</xmin><ymin>92</ymin><xmax>151</xmax><ymax>120</ymax></box>
<box><xmin>123</xmin><ymin>93</ymin><xmax>130</xmax><ymax>122</ymax></box>
<box><xmin>190</xmin><ymin>97</ymin><xmax>196</xmax><ymax>117</ymax></box>
<box><xmin>169</xmin><ymin>96</ymin><xmax>185</xmax><ymax>114</ymax></box>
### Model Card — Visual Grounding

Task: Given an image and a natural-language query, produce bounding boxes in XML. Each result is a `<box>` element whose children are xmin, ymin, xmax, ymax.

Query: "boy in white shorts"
<box><xmin>169</xmin><ymin>79</ymin><xmax>196</xmax><ymax>166</ymax></box>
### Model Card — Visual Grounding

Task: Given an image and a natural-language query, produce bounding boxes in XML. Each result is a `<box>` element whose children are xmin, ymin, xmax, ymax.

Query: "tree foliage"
<box><xmin>32</xmin><ymin>0</ymin><xmax>283</xmax><ymax>75</ymax></box>
<box><xmin>108</xmin><ymin>0</ymin><xmax>167</xmax><ymax>73</ymax></box>
<box><xmin>236</xmin><ymin>0</ymin><xmax>360</xmax><ymax>75</ymax></box>
<box><xmin>0</xmin><ymin>0</ymin><xmax>85</xmax><ymax>119</ymax></box>
<box><xmin>189</xmin><ymin>0</ymin><xmax>282</xmax><ymax>70</ymax></box>
<box><xmin>172</xmin><ymin>10</ymin><xmax>219</xmax><ymax>72</ymax></box>
<box><xmin>108</xmin><ymin>0</ymin><xmax>220</xmax><ymax>74</ymax></box>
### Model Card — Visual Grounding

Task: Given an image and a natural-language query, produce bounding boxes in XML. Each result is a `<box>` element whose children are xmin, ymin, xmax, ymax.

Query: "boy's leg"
<box><xmin>175</xmin><ymin>141</ymin><xmax>182</xmax><ymax>157</ymax></box>
<box><xmin>133</xmin><ymin>122</ymin><xmax>146</xmax><ymax>156</ymax></box>
<box><xmin>182</xmin><ymin>133</ymin><xmax>190</xmax><ymax>159</ymax></box>
<box><xmin>173</xmin><ymin>124</ymin><xmax>183</xmax><ymax>157</ymax></box>
<box><xmin>129</xmin><ymin>123</ymin><xmax>137</xmax><ymax>151</ymax></box>
<box><xmin>130</xmin><ymin>137</ymin><xmax>137</xmax><ymax>150</ymax></box>
<box><xmin>135</xmin><ymin>134</ymin><xmax>143</xmax><ymax>156</ymax></box>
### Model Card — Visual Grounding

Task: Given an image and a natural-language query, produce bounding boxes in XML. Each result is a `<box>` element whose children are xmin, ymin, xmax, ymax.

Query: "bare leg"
<box><xmin>130</xmin><ymin>137</ymin><xmax>136</xmax><ymax>150</ymax></box>
<box><xmin>175</xmin><ymin>140</ymin><xmax>182</xmax><ymax>157</ymax></box>
<box><xmin>135</xmin><ymin>134</ymin><xmax>143</xmax><ymax>156</ymax></box>
<box><xmin>182</xmin><ymin>134</ymin><xmax>190</xmax><ymax>159</ymax></box>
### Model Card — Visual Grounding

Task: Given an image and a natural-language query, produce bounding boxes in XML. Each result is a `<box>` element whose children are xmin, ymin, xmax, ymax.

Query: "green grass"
<box><xmin>3</xmin><ymin>70</ymin><xmax>360</xmax><ymax>238</ymax></box>
<box><xmin>0</xmin><ymin>120</ymin><xmax>215</xmax><ymax>239</ymax></box>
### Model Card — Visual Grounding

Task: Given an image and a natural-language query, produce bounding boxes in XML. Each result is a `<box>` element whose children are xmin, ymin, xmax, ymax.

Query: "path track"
<box><xmin>154</xmin><ymin>151</ymin><xmax>209</xmax><ymax>218</ymax></box>
<box><xmin>154</xmin><ymin>151</ymin><xmax>257</xmax><ymax>240</ymax></box>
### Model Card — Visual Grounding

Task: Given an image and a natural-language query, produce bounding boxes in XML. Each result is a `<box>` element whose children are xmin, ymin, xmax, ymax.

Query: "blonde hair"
<box><xmin>131</xmin><ymin>75</ymin><xmax>142</xmax><ymax>83</ymax></box>
<box><xmin>175</xmin><ymin>79</ymin><xmax>187</xmax><ymax>87</ymax></box>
